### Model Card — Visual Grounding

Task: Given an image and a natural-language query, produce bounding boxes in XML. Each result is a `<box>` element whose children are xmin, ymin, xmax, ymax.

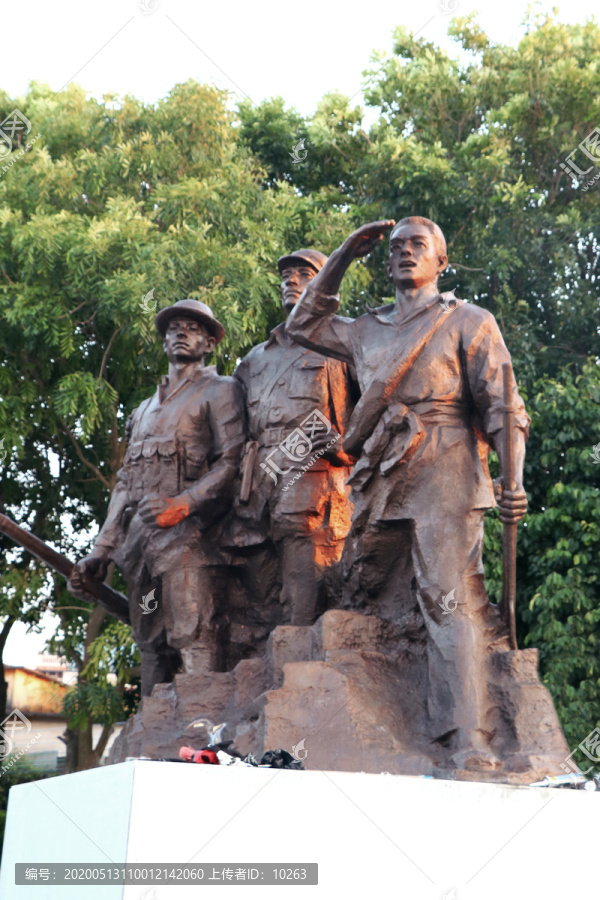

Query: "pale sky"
<box><xmin>3</xmin><ymin>0</ymin><xmax>598</xmax><ymax>665</ymax></box>
<box><xmin>2</xmin><ymin>0</ymin><xmax>598</xmax><ymax>115</ymax></box>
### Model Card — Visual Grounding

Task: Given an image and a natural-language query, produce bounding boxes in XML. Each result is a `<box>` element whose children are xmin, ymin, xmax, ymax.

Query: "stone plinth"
<box><xmin>1</xmin><ymin>761</ymin><xmax>597</xmax><ymax>900</ymax></box>
<box><xmin>109</xmin><ymin>610</ymin><xmax>572</xmax><ymax>784</ymax></box>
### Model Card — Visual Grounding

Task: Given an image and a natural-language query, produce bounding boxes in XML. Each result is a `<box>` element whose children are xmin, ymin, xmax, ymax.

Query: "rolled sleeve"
<box><xmin>461</xmin><ymin>307</ymin><xmax>530</xmax><ymax>438</ymax></box>
<box><xmin>287</xmin><ymin>282</ymin><xmax>356</xmax><ymax>366</ymax></box>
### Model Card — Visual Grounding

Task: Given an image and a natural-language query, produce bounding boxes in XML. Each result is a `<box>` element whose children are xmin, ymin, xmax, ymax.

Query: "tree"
<box><xmin>519</xmin><ymin>361</ymin><xmax>600</xmax><ymax>752</ymax></box>
<box><xmin>0</xmin><ymin>558</ymin><xmax>47</xmax><ymax>717</ymax></box>
<box><xmin>58</xmin><ymin>617</ymin><xmax>139</xmax><ymax>771</ymax></box>
<box><xmin>1</xmin><ymin>11</ymin><xmax>598</xmax><ymax>766</ymax></box>
<box><xmin>0</xmin><ymin>79</ymin><xmax>354</xmax><ymax>769</ymax></box>
<box><xmin>237</xmin><ymin>11</ymin><xmax>600</xmax><ymax>750</ymax></box>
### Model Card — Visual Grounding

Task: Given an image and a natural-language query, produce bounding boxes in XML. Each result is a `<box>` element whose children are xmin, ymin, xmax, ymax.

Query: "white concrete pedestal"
<box><xmin>0</xmin><ymin>760</ymin><xmax>597</xmax><ymax>899</ymax></box>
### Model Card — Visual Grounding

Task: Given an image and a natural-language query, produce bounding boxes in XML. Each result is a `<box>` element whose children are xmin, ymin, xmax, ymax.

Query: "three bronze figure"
<box><xmin>69</xmin><ymin>216</ymin><xmax>535</xmax><ymax>776</ymax></box>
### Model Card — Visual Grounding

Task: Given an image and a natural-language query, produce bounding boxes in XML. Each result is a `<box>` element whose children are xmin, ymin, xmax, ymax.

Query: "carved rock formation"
<box><xmin>109</xmin><ymin>609</ymin><xmax>571</xmax><ymax>784</ymax></box>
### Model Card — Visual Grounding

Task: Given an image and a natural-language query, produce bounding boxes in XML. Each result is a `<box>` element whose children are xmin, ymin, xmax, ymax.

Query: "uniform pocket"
<box><xmin>288</xmin><ymin>359</ymin><xmax>327</xmax><ymax>400</ymax></box>
<box><xmin>124</xmin><ymin>442</ymin><xmax>145</xmax><ymax>501</ymax></box>
<box><xmin>125</xmin><ymin>441</ymin><xmax>144</xmax><ymax>465</ymax></box>
<box><xmin>141</xmin><ymin>440</ymin><xmax>179</xmax><ymax>496</ymax></box>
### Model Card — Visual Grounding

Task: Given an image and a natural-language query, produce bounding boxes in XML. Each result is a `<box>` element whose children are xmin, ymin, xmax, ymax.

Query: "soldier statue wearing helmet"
<box><xmin>69</xmin><ymin>298</ymin><xmax>246</xmax><ymax>696</ymax></box>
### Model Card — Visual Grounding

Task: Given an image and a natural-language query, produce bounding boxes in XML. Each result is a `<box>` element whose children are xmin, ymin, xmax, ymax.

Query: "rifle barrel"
<box><xmin>0</xmin><ymin>513</ymin><xmax>130</xmax><ymax>624</ymax></box>
<box><xmin>0</xmin><ymin>513</ymin><xmax>73</xmax><ymax>580</ymax></box>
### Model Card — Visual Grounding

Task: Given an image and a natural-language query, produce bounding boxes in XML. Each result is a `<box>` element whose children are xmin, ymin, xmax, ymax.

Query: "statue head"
<box><xmin>387</xmin><ymin>217</ymin><xmax>448</xmax><ymax>291</ymax></box>
<box><xmin>277</xmin><ymin>249</ymin><xmax>328</xmax><ymax>315</ymax></box>
<box><xmin>155</xmin><ymin>299</ymin><xmax>225</xmax><ymax>365</ymax></box>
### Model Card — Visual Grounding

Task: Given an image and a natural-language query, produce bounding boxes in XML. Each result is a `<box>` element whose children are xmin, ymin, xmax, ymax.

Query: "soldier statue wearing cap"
<box><xmin>69</xmin><ymin>299</ymin><xmax>246</xmax><ymax>696</ymax></box>
<box><xmin>231</xmin><ymin>249</ymin><xmax>357</xmax><ymax>626</ymax></box>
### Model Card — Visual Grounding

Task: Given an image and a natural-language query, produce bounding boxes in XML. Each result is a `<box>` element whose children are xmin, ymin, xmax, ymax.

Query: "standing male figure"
<box><xmin>287</xmin><ymin>218</ymin><xmax>529</xmax><ymax>770</ymax></box>
<box><xmin>70</xmin><ymin>299</ymin><xmax>246</xmax><ymax>696</ymax></box>
<box><xmin>233</xmin><ymin>249</ymin><xmax>356</xmax><ymax>626</ymax></box>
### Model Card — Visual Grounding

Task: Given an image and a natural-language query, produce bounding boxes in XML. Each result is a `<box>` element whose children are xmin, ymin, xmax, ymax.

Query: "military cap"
<box><xmin>277</xmin><ymin>248</ymin><xmax>328</xmax><ymax>275</ymax></box>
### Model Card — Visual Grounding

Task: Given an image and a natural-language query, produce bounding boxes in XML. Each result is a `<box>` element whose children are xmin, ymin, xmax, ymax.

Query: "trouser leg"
<box><xmin>410</xmin><ymin>510</ymin><xmax>497</xmax><ymax>756</ymax></box>
<box><xmin>128</xmin><ymin>568</ymin><xmax>176</xmax><ymax>697</ymax></box>
<box><xmin>240</xmin><ymin>541</ymin><xmax>282</xmax><ymax>611</ymax></box>
<box><xmin>278</xmin><ymin>535</ymin><xmax>327</xmax><ymax>627</ymax></box>
<box><xmin>342</xmin><ymin>520</ymin><xmax>415</xmax><ymax>626</ymax></box>
<box><xmin>161</xmin><ymin>565</ymin><xmax>223</xmax><ymax>673</ymax></box>
<box><xmin>341</xmin><ymin>511</ymin><xmax>499</xmax><ymax>759</ymax></box>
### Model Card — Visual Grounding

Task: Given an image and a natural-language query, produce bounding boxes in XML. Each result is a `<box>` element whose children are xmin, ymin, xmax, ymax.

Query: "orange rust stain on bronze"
<box><xmin>156</xmin><ymin>497</ymin><xmax>190</xmax><ymax>527</ymax></box>
<box><xmin>314</xmin><ymin>542</ymin><xmax>341</xmax><ymax>568</ymax></box>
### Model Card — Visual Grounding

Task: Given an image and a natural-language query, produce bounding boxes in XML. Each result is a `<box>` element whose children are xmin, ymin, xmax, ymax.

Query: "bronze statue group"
<box><xmin>70</xmin><ymin>216</ymin><xmax>531</xmax><ymax>773</ymax></box>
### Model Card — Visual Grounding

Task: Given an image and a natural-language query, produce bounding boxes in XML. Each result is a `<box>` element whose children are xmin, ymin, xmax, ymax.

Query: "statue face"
<box><xmin>388</xmin><ymin>223</ymin><xmax>447</xmax><ymax>290</ymax></box>
<box><xmin>163</xmin><ymin>316</ymin><xmax>216</xmax><ymax>363</ymax></box>
<box><xmin>280</xmin><ymin>264</ymin><xmax>317</xmax><ymax>314</ymax></box>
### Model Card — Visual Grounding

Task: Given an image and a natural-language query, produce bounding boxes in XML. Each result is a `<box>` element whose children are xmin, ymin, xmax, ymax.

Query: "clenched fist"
<box><xmin>493</xmin><ymin>479</ymin><xmax>528</xmax><ymax>524</ymax></box>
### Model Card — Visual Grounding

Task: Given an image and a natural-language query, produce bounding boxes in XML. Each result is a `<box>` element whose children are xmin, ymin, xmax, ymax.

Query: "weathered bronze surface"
<box><xmin>64</xmin><ymin>224</ymin><xmax>571</xmax><ymax>782</ymax></box>
<box><xmin>229</xmin><ymin>249</ymin><xmax>356</xmax><ymax>627</ymax></box>
<box><xmin>70</xmin><ymin>299</ymin><xmax>246</xmax><ymax>696</ymax></box>
<box><xmin>283</xmin><ymin>217</ymin><xmax>568</xmax><ymax>777</ymax></box>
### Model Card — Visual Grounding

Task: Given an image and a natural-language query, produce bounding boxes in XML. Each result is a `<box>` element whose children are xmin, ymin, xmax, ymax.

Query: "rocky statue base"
<box><xmin>109</xmin><ymin>610</ymin><xmax>571</xmax><ymax>784</ymax></box>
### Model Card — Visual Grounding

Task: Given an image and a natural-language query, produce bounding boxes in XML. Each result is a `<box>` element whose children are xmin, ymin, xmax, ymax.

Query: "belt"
<box><xmin>262</xmin><ymin>407</ymin><xmax>465</xmax><ymax>452</ymax></box>
<box><xmin>412</xmin><ymin>403</ymin><xmax>469</xmax><ymax>428</ymax></box>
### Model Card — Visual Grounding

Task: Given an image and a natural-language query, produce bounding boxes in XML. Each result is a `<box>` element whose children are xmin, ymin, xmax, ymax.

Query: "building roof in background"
<box><xmin>4</xmin><ymin>665</ymin><xmax>66</xmax><ymax>685</ymax></box>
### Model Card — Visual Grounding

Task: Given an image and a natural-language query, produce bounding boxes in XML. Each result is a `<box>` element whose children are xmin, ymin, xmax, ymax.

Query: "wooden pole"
<box><xmin>501</xmin><ymin>363</ymin><xmax>518</xmax><ymax>651</ymax></box>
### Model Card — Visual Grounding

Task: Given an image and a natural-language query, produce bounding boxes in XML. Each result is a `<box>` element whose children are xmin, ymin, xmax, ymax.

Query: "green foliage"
<box><xmin>237</xmin><ymin>97</ymin><xmax>305</xmax><ymax>187</ymax></box>
<box><xmin>59</xmin><ymin>619</ymin><xmax>141</xmax><ymax>728</ymax></box>
<box><xmin>81</xmin><ymin>619</ymin><xmax>139</xmax><ymax>685</ymax></box>
<box><xmin>243</xmin><ymin>15</ymin><xmax>600</xmax><ymax>375</ymax></box>
<box><xmin>0</xmin><ymin>80</ymin><xmax>335</xmax><ymax>698</ymax></box>
<box><xmin>0</xmin><ymin>11</ymin><xmax>598</xmax><ymax>757</ymax></box>
<box><xmin>0</xmin><ymin>564</ymin><xmax>48</xmax><ymax>623</ymax></box>
<box><xmin>63</xmin><ymin>681</ymin><xmax>124</xmax><ymax>731</ymax></box>
<box><xmin>519</xmin><ymin>362</ymin><xmax>600</xmax><ymax>749</ymax></box>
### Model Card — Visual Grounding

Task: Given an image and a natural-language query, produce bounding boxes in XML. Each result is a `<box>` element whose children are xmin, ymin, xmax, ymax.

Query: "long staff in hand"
<box><xmin>501</xmin><ymin>363</ymin><xmax>518</xmax><ymax>651</ymax></box>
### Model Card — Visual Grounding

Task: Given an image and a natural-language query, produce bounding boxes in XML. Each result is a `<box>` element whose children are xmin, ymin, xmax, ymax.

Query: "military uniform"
<box><xmin>288</xmin><ymin>284</ymin><xmax>530</xmax><ymax>742</ymax></box>
<box><xmin>233</xmin><ymin>322</ymin><xmax>355</xmax><ymax>625</ymax></box>
<box><xmin>94</xmin><ymin>363</ymin><xmax>246</xmax><ymax>693</ymax></box>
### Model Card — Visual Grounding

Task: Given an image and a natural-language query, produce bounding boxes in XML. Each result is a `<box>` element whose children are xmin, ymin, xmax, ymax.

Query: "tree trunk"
<box><xmin>72</xmin><ymin>603</ymin><xmax>107</xmax><ymax>772</ymax></box>
<box><xmin>90</xmin><ymin>722</ymin><xmax>114</xmax><ymax>767</ymax></box>
<box><xmin>60</xmin><ymin>727</ymin><xmax>79</xmax><ymax>774</ymax></box>
<box><xmin>77</xmin><ymin>719</ymin><xmax>95</xmax><ymax>771</ymax></box>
